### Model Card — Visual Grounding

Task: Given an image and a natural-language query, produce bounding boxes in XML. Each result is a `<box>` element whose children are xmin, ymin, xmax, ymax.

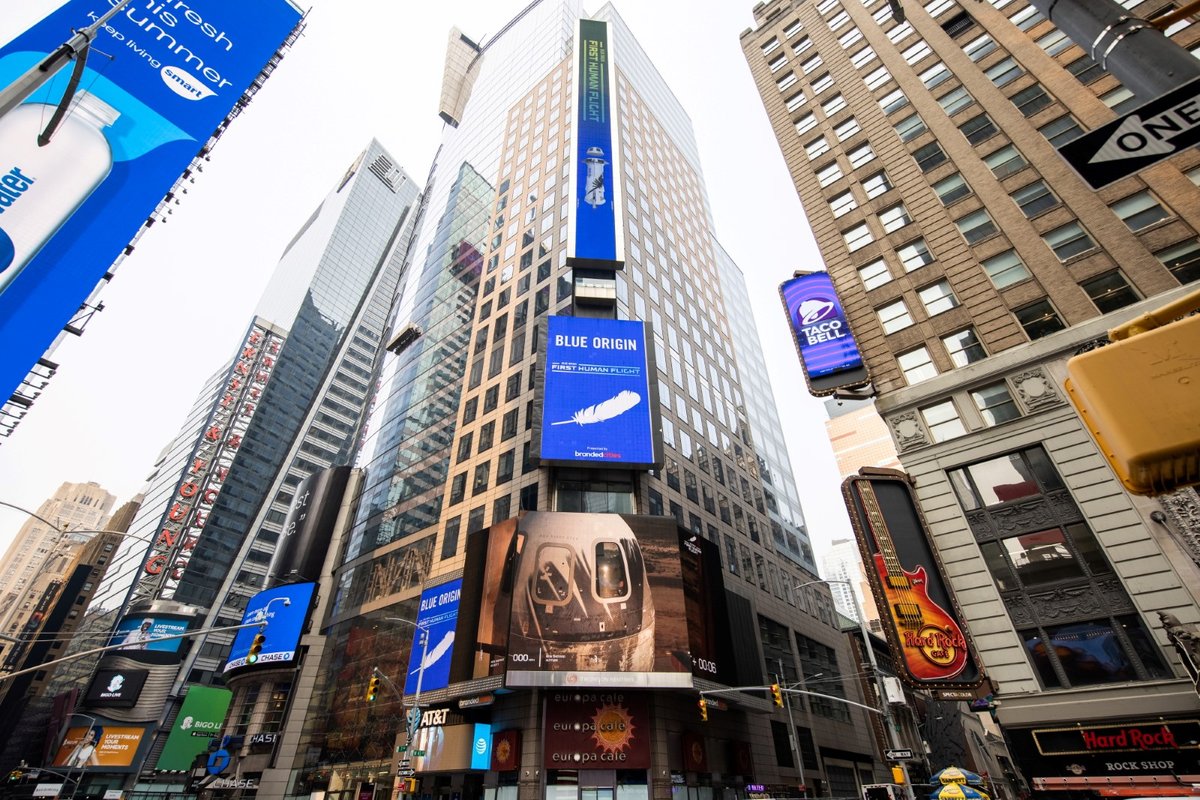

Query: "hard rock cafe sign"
<box><xmin>130</xmin><ymin>325</ymin><xmax>284</xmax><ymax>604</ymax></box>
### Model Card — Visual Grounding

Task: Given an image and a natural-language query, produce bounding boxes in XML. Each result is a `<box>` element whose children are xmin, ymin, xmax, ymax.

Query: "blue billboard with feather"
<box><xmin>538</xmin><ymin>316</ymin><xmax>659</xmax><ymax>468</ymax></box>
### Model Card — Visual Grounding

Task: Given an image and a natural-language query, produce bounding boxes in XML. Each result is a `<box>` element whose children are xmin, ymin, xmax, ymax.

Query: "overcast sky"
<box><xmin>0</xmin><ymin>0</ymin><xmax>857</xmax><ymax>565</ymax></box>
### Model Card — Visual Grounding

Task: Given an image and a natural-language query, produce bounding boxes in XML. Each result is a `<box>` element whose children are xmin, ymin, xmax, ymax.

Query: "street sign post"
<box><xmin>1058</xmin><ymin>77</ymin><xmax>1200</xmax><ymax>189</ymax></box>
<box><xmin>885</xmin><ymin>749</ymin><xmax>915</xmax><ymax>761</ymax></box>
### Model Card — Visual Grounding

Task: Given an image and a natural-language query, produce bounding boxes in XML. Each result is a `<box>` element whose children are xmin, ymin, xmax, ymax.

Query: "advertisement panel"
<box><xmin>566</xmin><ymin>18</ymin><xmax>623</xmax><ymax>269</ymax></box>
<box><xmin>410</xmin><ymin>715</ymin><xmax>488</xmax><ymax>773</ymax></box>
<box><xmin>842</xmin><ymin>471</ymin><xmax>983</xmax><ymax>690</ymax></box>
<box><xmin>452</xmin><ymin>518</ymin><xmax>520</xmax><ymax>682</ymax></box>
<box><xmin>537</xmin><ymin>316</ymin><xmax>659</xmax><ymax>468</ymax></box>
<box><xmin>223</xmin><ymin>582</ymin><xmax>315</xmax><ymax>672</ymax></box>
<box><xmin>269</xmin><ymin>466</ymin><xmax>351</xmax><ymax>585</ymax></box>
<box><xmin>404</xmin><ymin>579</ymin><xmax>462</xmax><ymax>694</ymax></box>
<box><xmin>780</xmin><ymin>272</ymin><xmax>870</xmax><ymax>396</ymax></box>
<box><xmin>108</xmin><ymin>615</ymin><xmax>190</xmax><ymax>653</ymax></box>
<box><xmin>52</xmin><ymin>725</ymin><xmax>146</xmax><ymax>769</ymax></box>
<box><xmin>84</xmin><ymin>668</ymin><xmax>149</xmax><ymax>708</ymax></box>
<box><xmin>680</xmin><ymin>531</ymin><xmax>737</xmax><ymax>685</ymax></box>
<box><xmin>155</xmin><ymin>686</ymin><xmax>232</xmax><ymax>771</ymax></box>
<box><xmin>542</xmin><ymin>691</ymin><xmax>650</xmax><ymax>769</ymax></box>
<box><xmin>0</xmin><ymin>0</ymin><xmax>302</xmax><ymax>402</ymax></box>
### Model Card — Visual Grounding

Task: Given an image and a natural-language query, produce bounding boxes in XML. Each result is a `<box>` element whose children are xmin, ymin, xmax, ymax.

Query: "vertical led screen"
<box><xmin>224</xmin><ymin>582</ymin><xmax>316</xmax><ymax>672</ymax></box>
<box><xmin>566</xmin><ymin>18</ymin><xmax>624</xmax><ymax>269</ymax></box>
<box><xmin>536</xmin><ymin>316</ymin><xmax>660</xmax><ymax>469</ymax></box>
<box><xmin>155</xmin><ymin>686</ymin><xmax>232</xmax><ymax>770</ymax></box>
<box><xmin>680</xmin><ymin>529</ymin><xmax>737</xmax><ymax>685</ymax></box>
<box><xmin>842</xmin><ymin>471</ymin><xmax>983</xmax><ymax>691</ymax></box>
<box><xmin>780</xmin><ymin>272</ymin><xmax>870</xmax><ymax>396</ymax></box>
<box><xmin>0</xmin><ymin>0</ymin><xmax>302</xmax><ymax>401</ymax></box>
<box><xmin>405</xmin><ymin>579</ymin><xmax>462</xmax><ymax>694</ymax></box>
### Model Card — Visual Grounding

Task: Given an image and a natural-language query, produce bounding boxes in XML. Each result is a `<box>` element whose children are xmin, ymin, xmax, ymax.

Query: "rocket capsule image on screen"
<box><xmin>583</xmin><ymin>146</ymin><xmax>608</xmax><ymax>208</ymax></box>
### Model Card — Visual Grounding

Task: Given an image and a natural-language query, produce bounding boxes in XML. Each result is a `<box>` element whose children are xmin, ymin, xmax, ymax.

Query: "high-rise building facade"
<box><xmin>824</xmin><ymin>398</ymin><xmax>901</xmax><ymax>478</ymax></box>
<box><xmin>742</xmin><ymin>0</ymin><xmax>1200</xmax><ymax>794</ymax></box>
<box><xmin>288</xmin><ymin>4</ymin><xmax>883</xmax><ymax>800</ymax></box>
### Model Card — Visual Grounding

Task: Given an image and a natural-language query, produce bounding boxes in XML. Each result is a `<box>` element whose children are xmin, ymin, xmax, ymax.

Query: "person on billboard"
<box><xmin>119</xmin><ymin>619</ymin><xmax>154</xmax><ymax>650</ymax></box>
<box><xmin>64</xmin><ymin>726</ymin><xmax>103</xmax><ymax>767</ymax></box>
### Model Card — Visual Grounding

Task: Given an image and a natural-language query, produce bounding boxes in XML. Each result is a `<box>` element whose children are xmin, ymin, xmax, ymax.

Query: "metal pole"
<box><xmin>0</xmin><ymin>0</ymin><xmax>135</xmax><ymax>119</ymax></box>
<box><xmin>778</xmin><ymin>659</ymin><xmax>806</xmax><ymax>794</ymax></box>
<box><xmin>1024</xmin><ymin>0</ymin><xmax>1200</xmax><ymax>103</ymax></box>
<box><xmin>414</xmin><ymin>624</ymin><xmax>428</xmax><ymax>708</ymax></box>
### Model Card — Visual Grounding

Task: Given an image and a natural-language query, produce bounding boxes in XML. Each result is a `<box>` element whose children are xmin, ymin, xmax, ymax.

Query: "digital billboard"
<box><xmin>53</xmin><ymin>725</ymin><xmax>146</xmax><ymax>769</ymax></box>
<box><xmin>405</xmin><ymin>579</ymin><xmax>462</xmax><ymax>694</ymax></box>
<box><xmin>567</xmin><ymin>18</ymin><xmax>624</xmax><ymax>269</ymax></box>
<box><xmin>270</xmin><ymin>466</ymin><xmax>351</xmax><ymax>584</ymax></box>
<box><xmin>84</xmin><ymin>668</ymin><xmax>149</xmax><ymax>708</ymax></box>
<box><xmin>780</xmin><ymin>272</ymin><xmax>870</xmax><ymax>396</ymax></box>
<box><xmin>223</xmin><ymin>582</ymin><xmax>315</xmax><ymax>672</ymax></box>
<box><xmin>0</xmin><ymin>0</ymin><xmax>303</xmax><ymax>402</ymax></box>
<box><xmin>156</xmin><ymin>686</ymin><xmax>232</xmax><ymax>771</ymax></box>
<box><xmin>108</xmin><ymin>614</ymin><xmax>190</xmax><ymax>653</ymax></box>
<box><xmin>842</xmin><ymin>470</ymin><xmax>983</xmax><ymax>691</ymax></box>
<box><xmin>536</xmin><ymin>316</ymin><xmax>659</xmax><ymax>468</ymax></box>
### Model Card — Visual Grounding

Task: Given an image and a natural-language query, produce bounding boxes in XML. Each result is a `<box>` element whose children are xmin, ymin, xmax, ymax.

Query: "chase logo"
<box><xmin>798</xmin><ymin>298</ymin><xmax>836</xmax><ymax>325</ymax></box>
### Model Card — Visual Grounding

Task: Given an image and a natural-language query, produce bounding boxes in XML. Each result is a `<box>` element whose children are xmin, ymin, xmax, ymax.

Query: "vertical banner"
<box><xmin>0</xmin><ymin>0</ymin><xmax>302</xmax><ymax>402</ymax></box>
<box><xmin>155</xmin><ymin>686</ymin><xmax>232</xmax><ymax>770</ymax></box>
<box><xmin>842</xmin><ymin>470</ymin><xmax>983</xmax><ymax>692</ymax></box>
<box><xmin>567</xmin><ymin>18</ymin><xmax>624</xmax><ymax>269</ymax></box>
<box><xmin>780</xmin><ymin>272</ymin><xmax>870</xmax><ymax>396</ymax></box>
<box><xmin>405</xmin><ymin>579</ymin><xmax>463</xmax><ymax>693</ymax></box>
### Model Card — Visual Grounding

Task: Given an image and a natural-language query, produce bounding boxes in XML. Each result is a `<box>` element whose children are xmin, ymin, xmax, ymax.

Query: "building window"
<box><xmin>960</xmin><ymin>113</ymin><xmax>998</xmax><ymax>144</ymax></box>
<box><xmin>971</xmin><ymin>382</ymin><xmax>1020</xmax><ymax>425</ymax></box>
<box><xmin>897</xmin><ymin>238</ymin><xmax>934</xmax><ymax>271</ymax></box>
<box><xmin>828</xmin><ymin>9</ymin><xmax>851</xmax><ymax>28</ymax></box>
<box><xmin>985</xmin><ymin>57</ymin><xmax>1023</xmax><ymax>87</ymax></box>
<box><xmin>795</xmin><ymin>111</ymin><xmax>817</xmax><ymax>134</ymax></box>
<box><xmin>473</xmin><ymin>462</ymin><xmax>490</xmax><ymax>495</ymax></box>
<box><xmin>839</xmin><ymin>27</ymin><xmax>864</xmax><ymax>48</ymax></box>
<box><xmin>1042</xmin><ymin>221</ymin><xmax>1095</xmax><ymax>260</ymax></box>
<box><xmin>899</xmin><ymin>346</ymin><xmax>939</xmax><ymax>384</ymax></box>
<box><xmin>880</xmin><ymin>203</ymin><xmax>913</xmax><ymax>233</ymax></box>
<box><xmin>921</xmin><ymin>61</ymin><xmax>953</xmax><ymax>89</ymax></box>
<box><xmin>832</xmin><ymin>190</ymin><xmax>859</xmax><ymax>218</ymax></box>
<box><xmin>925</xmin><ymin>0</ymin><xmax>956</xmax><ymax>15</ymax></box>
<box><xmin>1039</xmin><ymin>114</ymin><xmax>1083</xmax><ymax>146</ymax></box>
<box><xmin>919</xmin><ymin>280</ymin><xmax>960</xmax><ymax>315</ymax></box>
<box><xmin>817</xmin><ymin>162</ymin><xmax>844</xmax><ymax>187</ymax></box>
<box><xmin>761</xmin><ymin>38</ymin><xmax>781</xmax><ymax>55</ymax></box>
<box><xmin>778</xmin><ymin>72</ymin><xmax>799</xmax><ymax>91</ymax></box>
<box><xmin>933</xmin><ymin>172</ymin><xmax>971</xmax><ymax>204</ymax></box>
<box><xmin>887</xmin><ymin>21</ymin><xmax>915</xmax><ymax>43</ymax></box>
<box><xmin>914</xmin><ymin>142</ymin><xmax>948</xmax><ymax>172</ymax></box>
<box><xmin>805</xmin><ymin>136</ymin><xmax>831</xmax><ymax>160</ymax></box>
<box><xmin>852</xmin><ymin>46</ymin><xmax>878</xmax><ymax>68</ymax></box>
<box><xmin>1014</xmin><ymin>298</ymin><xmax>1067</xmax><ymax>339</ymax></box>
<box><xmin>858</xmin><ymin>258</ymin><xmax>892</xmax><ymax>290</ymax></box>
<box><xmin>982</xmin><ymin>249</ymin><xmax>1032</xmax><ymax>289</ymax></box>
<box><xmin>800</xmin><ymin>53</ymin><xmax>824</xmax><ymax>74</ymax></box>
<box><xmin>848</xmin><ymin>143</ymin><xmax>876</xmax><ymax>168</ymax></box>
<box><xmin>1011</xmin><ymin>83</ymin><xmax>1052</xmax><ymax>116</ymax></box>
<box><xmin>938</xmin><ymin>86</ymin><xmax>975</xmax><ymax>115</ymax></box>
<box><xmin>865</xmin><ymin>65</ymin><xmax>894</xmax><ymax>90</ymax></box>
<box><xmin>769</xmin><ymin>54</ymin><xmax>789</xmax><ymax>72</ymax></box>
<box><xmin>963</xmin><ymin>33</ymin><xmax>997</xmax><ymax>61</ymax></box>
<box><xmin>984</xmin><ymin>143</ymin><xmax>1027</xmax><ymax>178</ymax></box>
<box><xmin>1155</xmin><ymin>240</ymin><xmax>1200</xmax><ymax>284</ymax></box>
<box><xmin>896</xmin><ymin>113</ymin><xmax>928</xmax><ymax>141</ymax></box>
<box><xmin>878</xmin><ymin>299</ymin><xmax>915</xmax><ymax>333</ymax></box>
<box><xmin>1067</xmin><ymin>54</ymin><xmax>1106</xmax><ymax>84</ymax></box>
<box><xmin>821</xmin><ymin>94</ymin><xmax>847</xmax><ymax>116</ymax></box>
<box><xmin>902</xmin><ymin>40</ymin><xmax>933</xmax><ymax>64</ymax></box>
<box><xmin>1111</xmin><ymin>191</ymin><xmax>1169</xmax><ymax>231</ymax></box>
<box><xmin>843</xmin><ymin>223</ymin><xmax>875</xmax><ymax>252</ymax></box>
<box><xmin>955</xmin><ymin>209</ymin><xmax>998</xmax><ymax>244</ymax></box>
<box><xmin>787</xmin><ymin>92</ymin><xmax>809</xmax><ymax>112</ymax></box>
<box><xmin>921</xmin><ymin>400</ymin><xmax>967</xmax><ymax>442</ymax></box>
<box><xmin>1037</xmin><ymin>29</ymin><xmax>1073</xmax><ymax>56</ymax></box>
<box><xmin>834</xmin><ymin>116</ymin><xmax>862</xmax><ymax>140</ymax></box>
<box><xmin>1081</xmin><ymin>270</ymin><xmax>1140</xmax><ymax>313</ymax></box>
<box><xmin>1011</xmin><ymin>179</ymin><xmax>1058</xmax><ymax>217</ymax></box>
<box><xmin>811</xmin><ymin>72</ymin><xmax>834</xmax><ymax>94</ymax></box>
<box><xmin>1011</xmin><ymin>5</ymin><xmax>1047</xmax><ymax>30</ymax></box>
<box><xmin>943</xmin><ymin>328</ymin><xmax>987</xmax><ymax>366</ymax></box>
<box><xmin>942</xmin><ymin>9</ymin><xmax>977</xmax><ymax>37</ymax></box>
<box><xmin>863</xmin><ymin>170</ymin><xmax>893</xmax><ymax>198</ymax></box>
<box><xmin>1100</xmin><ymin>85</ymin><xmax>1138</xmax><ymax>113</ymax></box>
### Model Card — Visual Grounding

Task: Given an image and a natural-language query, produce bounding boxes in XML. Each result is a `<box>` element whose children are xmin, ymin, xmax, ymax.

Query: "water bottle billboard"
<box><xmin>0</xmin><ymin>0</ymin><xmax>302</xmax><ymax>399</ymax></box>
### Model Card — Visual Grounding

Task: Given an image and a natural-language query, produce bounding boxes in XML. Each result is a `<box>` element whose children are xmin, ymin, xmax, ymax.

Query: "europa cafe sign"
<box><xmin>131</xmin><ymin>324</ymin><xmax>284</xmax><ymax>602</ymax></box>
<box><xmin>543</xmin><ymin>692</ymin><xmax>650</xmax><ymax>768</ymax></box>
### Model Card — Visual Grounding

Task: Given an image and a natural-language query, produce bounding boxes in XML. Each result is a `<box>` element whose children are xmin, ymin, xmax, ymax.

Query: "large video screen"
<box><xmin>224</xmin><ymin>582</ymin><xmax>315</xmax><ymax>672</ymax></box>
<box><xmin>108</xmin><ymin>615</ymin><xmax>190</xmax><ymax>653</ymax></box>
<box><xmin>53</xmin><ymin>725</ymin><xmax>146</xmax><ymax>769</ymax></box>
<box><xmin>780</xmin><ymin>272</ymin><xmax>870</xmax><ymax>395</ymax></box>
<box><xmin>405</xmin><ymin>579</ymin><xmax>462</xmax><ymax>694</ymax></box>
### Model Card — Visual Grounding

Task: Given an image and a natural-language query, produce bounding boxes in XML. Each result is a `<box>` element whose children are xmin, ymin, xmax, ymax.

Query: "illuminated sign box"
<box><xmin>780</xmin><ymin>272</ymin><xmax>870</xmax><ymax>396</ymax></box>
<box><xmin>534</xmin><ymin>316</ymin><xmax>661</xmax><ymax>469</ymax></box>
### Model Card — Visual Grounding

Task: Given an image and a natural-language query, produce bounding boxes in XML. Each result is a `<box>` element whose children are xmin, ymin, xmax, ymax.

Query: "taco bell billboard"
<box><xmin>0</xmin><ymin>0</ymin><xmax>303</xmax><ymax>401</ymax></box>
<box><xmin>780</xmin><ymin>272</ymin><xmax>870</xmax><ymax>395</ymax></box>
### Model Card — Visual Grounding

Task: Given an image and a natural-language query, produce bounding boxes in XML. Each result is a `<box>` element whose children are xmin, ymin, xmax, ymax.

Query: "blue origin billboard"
<box><xmin>780</xmin><ymin>272</ymin><xmax>871</xmax><ymax>396</ymax></box>
<box><xmin>0</xmin><ymin>0</ymin><xmax>302</xmax><ymax>403</ymax></box>
<box><xmin>566</xmin><ymin>18</ymin><xmax>624</xmax><ymax>269</ymax></box>
<box><xmin>223</xmin><ymin>582</ymin><xmax>315</xmax><ymax>672</ymax></box>
<box><xmin>404</xmin><ymin>578</ymin><xmax>462</xmax><ymax>694</ymax></box>
<box><xmin>536</xmin><ymin>316</ymin><xmax>660</xmax><ymax>469</ymax></box>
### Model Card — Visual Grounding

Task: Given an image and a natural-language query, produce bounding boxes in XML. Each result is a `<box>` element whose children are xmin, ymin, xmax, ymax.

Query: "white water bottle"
<box><xmin>0</xmin><ymin>91</ymin><xmax>119</xmax><ymax>294</ymax></box>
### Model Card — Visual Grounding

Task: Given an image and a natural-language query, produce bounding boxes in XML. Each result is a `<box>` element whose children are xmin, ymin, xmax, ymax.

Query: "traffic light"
<box><xmin>402</xmin><ymin>778</ymin><xmax>419</xmax><ymax>794</ymax></box>
<box><xmin>698</xmin><ymin>698</ymin><xmax>708</xmax><ymax>722</ymax></box>
<box><xmin>7</xmin><ymin>769</ymin><xmax>23</xmax><ymax>784</ymax></box>
<box><xmin>247</xmin><ymin>631</ymin><xmax>266</xmax><ymax>664</ymax></box>
<box><xmin>771</xmin><ymin>683</ymin><xmax>783</xmax><ymax>707</ymax></box>
<box><xmin>367</xmin><ymin>674</ymin><xmax>381</xmax><ymax>702</ymax></box>
<box><xmin>891</xmin><ymin>767</ymin><xmax>905</xmax><ymax>784</ymax></box>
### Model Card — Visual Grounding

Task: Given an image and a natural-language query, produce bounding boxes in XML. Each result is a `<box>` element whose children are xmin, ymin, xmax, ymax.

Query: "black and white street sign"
<box><xmin>885</xmin><ymin>749</ymin><xmax>915</xmax><ymax>761</ymax></box>
<box><xmin>1059</xmin><ymin>78</ymin><xmax>1200</xmax><ymax>188</ymax></box>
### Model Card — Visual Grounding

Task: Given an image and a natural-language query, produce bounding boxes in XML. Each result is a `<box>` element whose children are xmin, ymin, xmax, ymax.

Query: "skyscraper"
<box><xmin>742</xmin><ymin>0</ymin><xmax>1200</xmax><ymax>792</ymax></box>
<box><xmin>286</xmin><ymin>3</ymin><xmax>882</xmax><ymax>799</ymax></box>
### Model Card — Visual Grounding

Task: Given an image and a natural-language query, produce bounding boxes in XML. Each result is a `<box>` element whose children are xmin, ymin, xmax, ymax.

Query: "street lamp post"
<box><xmin>777</xmin><ymin>659</ymin><xmax>805</xmax><ymax>794</ymax></box>
<box><xmin>796</xmin><ymin>579</ymin><xmax>916</xmax><ymax>800</ymax></box>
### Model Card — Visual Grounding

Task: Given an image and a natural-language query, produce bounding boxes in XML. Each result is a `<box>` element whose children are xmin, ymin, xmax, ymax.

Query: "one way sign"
<box><xmin>1058</xmin><ymin>77</ymin><xmax>1200</xmax><ymax>189</ymax></box>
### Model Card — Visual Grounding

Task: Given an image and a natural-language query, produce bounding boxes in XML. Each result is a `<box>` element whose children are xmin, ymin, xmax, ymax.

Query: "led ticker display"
<box><xmin>537</xmin><ymin>316</ymin><xmax>660</xmax><ymax>469</ymax></box>
<box><xmin>780</xmin><ymin>272</ymin><xmax>870</xmax><ymax>395</ymax></box>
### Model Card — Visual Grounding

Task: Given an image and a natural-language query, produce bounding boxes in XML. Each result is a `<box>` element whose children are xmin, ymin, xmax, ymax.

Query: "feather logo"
<box><xmin>551</xmin><ymin>390</ymin><xmax>641</xmax><ymax>426</ymax></box>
